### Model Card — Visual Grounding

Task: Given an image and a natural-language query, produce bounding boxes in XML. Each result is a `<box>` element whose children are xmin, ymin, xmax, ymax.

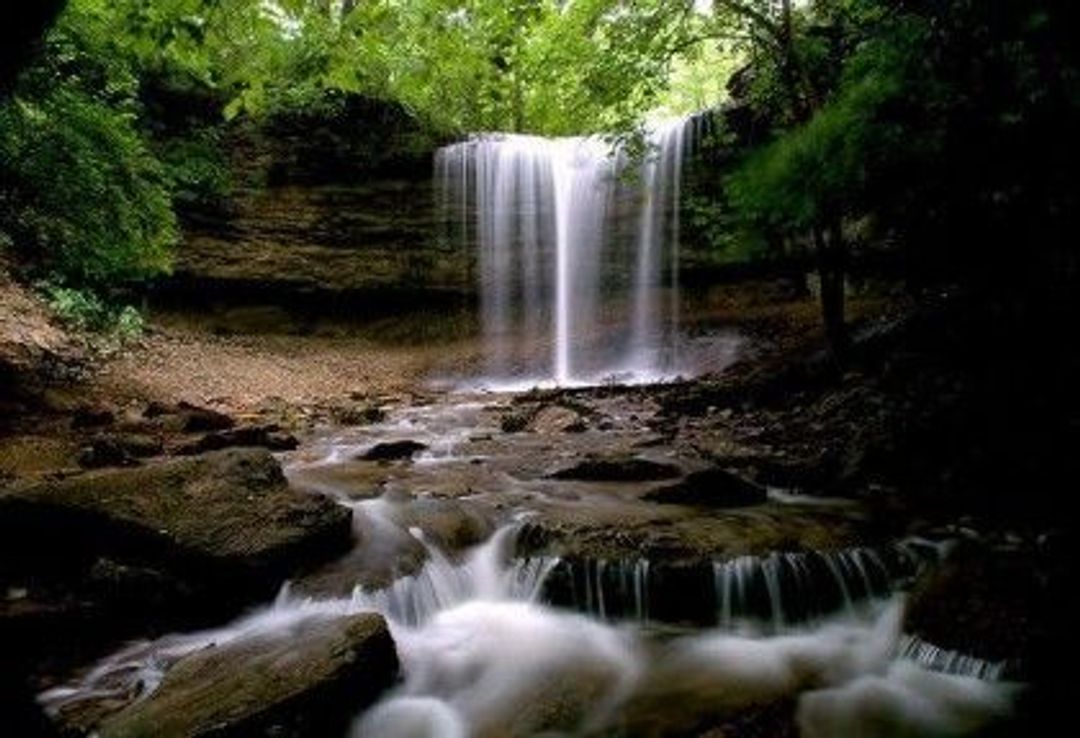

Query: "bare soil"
<box><xmin>89</xmin><ymin>325</ymin><xmax>471</xmax><ymax>412</ymax></box>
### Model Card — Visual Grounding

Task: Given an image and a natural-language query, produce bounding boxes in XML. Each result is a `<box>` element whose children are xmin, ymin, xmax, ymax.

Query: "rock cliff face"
<box><xmin>166</xmin><ymin>96</ymin><xmax>736</xmax><ymax>304</ymax></box>
<box><xmin>170</xmin><ymin>96</ymin><xmax>470</xmax><ymax>300</ymax></box>
<box><xmin>178</xmin><ymin>179</ymin><xmax>468</xmax><ymax>296</ymax></box>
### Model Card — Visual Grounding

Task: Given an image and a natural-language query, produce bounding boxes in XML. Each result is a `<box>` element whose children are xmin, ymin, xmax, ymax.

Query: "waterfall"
<box><xmin>435</xmin><ymin>115</ymin><xmax>709</xmax><ymax>386</ymax></box>
<box><xmin>630</xmin><ymin>118</ymin><xmax>689</xmax><ymax>373</ymax></box>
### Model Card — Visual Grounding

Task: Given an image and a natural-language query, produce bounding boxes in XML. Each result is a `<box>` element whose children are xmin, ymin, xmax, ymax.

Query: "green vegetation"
<box><xmin>1</xmin><ymin>0</ymin><xmax>177</xmax><ymax>305</ymax></box>
<box><xmin>1</xmin><ymin>0</ymin><xmax>1076</xmax><ymax>350</ymax></box>
<box><xmin>41</xmin><ymin>283</ymin><xmax>145</xmax><ymax>342</ymax></box>
<box><xmin>716</xmin><ymin>0</ymin><xmax>1078</xmax><ymax>356</ymax></box>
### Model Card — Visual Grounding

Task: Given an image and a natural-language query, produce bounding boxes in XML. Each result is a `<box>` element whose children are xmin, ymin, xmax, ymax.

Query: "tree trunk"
<box><xmin>814</xmin><ymin>222</ymin><xmax>847</xmax><ymax>361</ymax></box>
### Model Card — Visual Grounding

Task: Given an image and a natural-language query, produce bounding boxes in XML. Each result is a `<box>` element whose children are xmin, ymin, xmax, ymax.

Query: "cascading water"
<box><xmin>39</xmin><ymin>402</ymin><xmax>1017</xmax><ymax>738</ymax></box>
<box><xmin>44</xmin><ymin>517</ymin><xmax>1015</xmax><ymax>738</ymax></box>
<box><xmin>436</xmin><ymin>115</ymin><xmax>710</xmax><ymax>387</ymax></box>
<box><xmin>539</xmin><ymin>539</ymin><xmax>947</xmax><ymax>631</ymax></box>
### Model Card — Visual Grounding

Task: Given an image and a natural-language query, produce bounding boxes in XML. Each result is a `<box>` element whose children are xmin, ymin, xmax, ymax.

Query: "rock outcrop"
<box><xmin>168</xmin><ymin>96</ymin><xmax>468</xmax><ymax>301</ymax></box>
<box><xmin>0</xmin><ymin>448</ymin><xmax>352</xmax><ymax>593</ymax></box>
<box><xmin>162</xmin><ymin>94</ymin><xmax>728</xmax><ymax>304</ymax></box>
<box><xmin>66</xmin><ymin>613</ymin><xmax>398</xmax><ymax>738</ymax></box>
<box><xmin>359</xmin><ymin>440</ymin><xmax>428</xmax><ymax>462</ymax></box>
<box><xmin>643</xmin><ymin>468</ymin><xmax>767</xmax><ymax>508</ymax></box>
<box><xmin>547</xmin><ymin>456</ymin><xmax>683</xmax><ymax>482</ymax></box>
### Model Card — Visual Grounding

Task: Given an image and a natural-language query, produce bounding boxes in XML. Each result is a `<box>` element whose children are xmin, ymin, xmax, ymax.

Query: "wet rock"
<box><xmin>904</xmin><ymin>543</ymin><xmax>1050</xmax><ymax>670</ymax></box>
<box><xmin>528</xmin><ymin>405</ymin><xmax>587</xmax><ymax>434</ymax></box>
<box><xmin>402</xmin><ymin>499</ymin><xmax>495</xmax><ymax>552</ymax></box>
<box><xmin>334</xmin><ymin>403</ymin><xmax>386</xmax><ymax>426</ymax></box>
<box><xmin>78</xmin><ymin>434</ymin><xmax>163</xmax><ymax>468</ymax></box>
<box><xmin>176</xmin><ymin>401</ymin><xmax>235</xmax><ymax>433</ymax></box>
<box><xmin>516</xmin><ymin>499</ymin><xmax>872</xmax><ymax>574</ymax></box>
<box><xmin>360</xmin><ymin>440</ymin><xmax>428</xmax><ymax>462</ymax></box>
<box><xmin>175</xmin><ymin>425</ymin><xmax>299</xmax><ymax>455</ymax></box>
<box><xmin>71</xmin><ymin>405</ymin><xmax>115</xmax><ymax>429</ymax></box>
<box><xmin>77</xmin><ymin>613</ymin><xmax>398</xmax><ymax>738</ymax></box>
<box><xmin>548</xmin><ymin>456</ymin><xmax>682</xmax><ymax>482</ymax></box>
<box><xmin>703</xmin><ymin>700</ymin><xmax>798</xmax><ymax>738</ymax></box>
<box><xmin>625</xmin><ymin>644</ymin><xmax>801</xmax><ymax>737</ymax></box>
<box><xmin>0</xmin><ymin>448</ymin><xmax>352</xmax><ymax>595</ymax></box>
<box><xmin>142</xmin><ymin>401</ymin><xmax>173</xmax><ymax>419</ymax></box>
<box><xmin>752</xmin><ymin>455</ymin><xmax>839</xmax><ymax>491</ymax></box>
<box><xmin>541</xmin><ymin>556</ymin><xmax>721</xmax><ymax>626</ymax></box>
<box><xmin>644</xmin><ymin>468</ymin><xmax>766</xmax><ymax>508</ymax></box>
<box><xmin>140</xmin><ymin>401</ymin><xmax>237</xmax><ymax>435</ymax></box>
<box><xmin>85</xmin><ymin>558</ymin><xmax>193</xmax><ymax>606</ymax></box>
<box><xmin>628</xmin><ymin>693</ymin><xmax>797</xmax><ymax>738</ymax></box>
<box><xmin>500</xmin><ymin>411</ymin><xmax>531</xmax><ymax>433</ymax></box>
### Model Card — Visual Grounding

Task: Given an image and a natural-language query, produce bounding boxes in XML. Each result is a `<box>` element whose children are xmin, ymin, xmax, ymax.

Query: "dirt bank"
<box><xmin>89</xmin><ymin>324</ymin><xmax>468</xmax><ymax>412</ymax></box>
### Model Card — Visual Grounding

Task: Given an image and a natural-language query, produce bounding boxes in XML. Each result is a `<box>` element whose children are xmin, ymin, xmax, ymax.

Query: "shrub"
<box><xmin>0</xmin><ymin>84</ymin><xmax>177</xmax><ymax>288</ymax></box>
<box><xmin>0</xmin><ymin>3</ymin><xmax>177</xmax><ymax>291</ymax></box>
<box><xmin>42</xmin><ymin>283</ymin><xmax>144</xmax><ymax>341</ymax></box>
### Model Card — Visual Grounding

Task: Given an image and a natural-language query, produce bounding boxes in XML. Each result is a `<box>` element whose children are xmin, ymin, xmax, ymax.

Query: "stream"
<box><xmin>40</xmin><ymin>393</ymin><xmax>1020</xmax><ymax>737</ymax></box>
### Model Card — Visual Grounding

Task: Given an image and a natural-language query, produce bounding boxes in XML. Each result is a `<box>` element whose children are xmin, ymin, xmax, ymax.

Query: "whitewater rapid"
<box><xmin>42</xmin><ymin>511</ymin><xmax>1017</xmax><ymax>738</ymax></box>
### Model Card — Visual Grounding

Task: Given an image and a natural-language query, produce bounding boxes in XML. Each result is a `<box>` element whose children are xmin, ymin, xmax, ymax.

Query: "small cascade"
<box><xmin>541</xmin><ymin>540</ymin><xmax>945</xmax><ymax>630</ymax></box>
<box><xmin>898</xmin><ymin>635</ymin><xmax>1008</xmax><ymax>681</ymax></box>
<box><xmin>38</xmin><ymin>523</ymin><xmax>557</xmax><ymax>718</ymax></box>
<box><xmin>547</xmin><ymin>558</ymin><xmax>653</xmax><ymax>622</ymax></box>
<box><xmin>435</xmin><ymin>114</ymin><xmax>712</xmax><ymax>386</ymax></box>
<box><xmin>712</xmin><ymin>546</ymin><xmax>898</xmax><ymax>630</ymax></box>
<box><xmin>41</xmin><ymin>522</ymin><xmax>1015</xmax><ymax>738</ymax></box>
<box><xmin>349</xmin><ymin>526</ymin><xmax>558</xmax><ymax>627</ymax></box>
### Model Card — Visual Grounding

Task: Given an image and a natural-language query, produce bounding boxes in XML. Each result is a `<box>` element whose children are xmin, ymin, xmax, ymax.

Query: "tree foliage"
<box><xmin>727</xmin><ymin>15</ymin><xmax>920</xmax><ymax>236</ymax></box>
<box><xmin>0</xmin><ymin>2</ymin><xmax>176</xmax><ymax>289</ymax></box>
<box><xmin>6</xmin><ymin>0</ymin><xmax>720</xmax><ymax>138</ymax></box>
<box><xmin>720</xmin><ymin>0</ymin><xmax>1080</xmax><ymax>354</ymax></box>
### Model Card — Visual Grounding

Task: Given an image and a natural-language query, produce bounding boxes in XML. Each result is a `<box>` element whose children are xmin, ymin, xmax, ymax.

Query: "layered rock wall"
<box><xmin>167</xmin><ymin>96</ymin><xmax>737</xmax><ymax>303</ymax></box>
<box><xmin>170</xmin><ymin>96</ymin><xmax>469</xmax><ymax>300</ymax></box>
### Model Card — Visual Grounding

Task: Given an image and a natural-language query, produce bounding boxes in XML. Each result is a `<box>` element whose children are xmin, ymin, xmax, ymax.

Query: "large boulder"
<box><xmin>547</xmin><ymin>456</ymin><xmax>683</xmax><ymax>483</ymax></box>
<box><xmin>359</xmin><ymin>440</ymin><xmax>428</xmax><ymax>462</ymax></box>
<box><xmin>0</xmin><ymin>448</ymin><xmax>352</xmax><ymax>594</ymax></box>
<box><xmin>78</xmin><ymin>433</ymin><xmax>164</xmax><ymax>468</ymax></box>
<box><xmin>75</xmin><ymin>613</ymin><xmax>398</xmax><ymax>738</ymax></box>
<box><xmin>527</xmin><ymin>405</ymin><xmax>587</xmax><ymax>434</ymax></box>
<box><xmin>644</xmin><ymin>468</ymin><xmax>767</xmax><ymax>508</ymax></box>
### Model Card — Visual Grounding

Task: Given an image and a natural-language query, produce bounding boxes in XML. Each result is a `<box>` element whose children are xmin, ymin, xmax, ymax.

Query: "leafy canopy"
<box><xmin>72</xmin><ymin>0</ymin><xmax>739</xmax><ymax>135</ymax></box>
<box><xmin>0</xmin><ymin>0</ymin><xmax>176</xmax><ymax>288</ymax></box>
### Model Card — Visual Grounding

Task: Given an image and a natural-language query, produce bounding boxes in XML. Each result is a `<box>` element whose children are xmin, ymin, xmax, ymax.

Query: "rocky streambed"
<box><xmin>2</xmin><ymin>380</ymin><xmax>1043</xmax><ymax>738</ymax></box>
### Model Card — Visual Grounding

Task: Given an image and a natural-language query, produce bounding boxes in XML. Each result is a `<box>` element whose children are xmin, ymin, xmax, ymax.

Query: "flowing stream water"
<box><xmin>41</xmin><ymin>399</ymin><xmax>1019</xmax><ymax>737</ymax></box>
<box><xmin>41</xmin><ymin>512</ymin><xmax>1016</xmax><ymax>737</ymax></box>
